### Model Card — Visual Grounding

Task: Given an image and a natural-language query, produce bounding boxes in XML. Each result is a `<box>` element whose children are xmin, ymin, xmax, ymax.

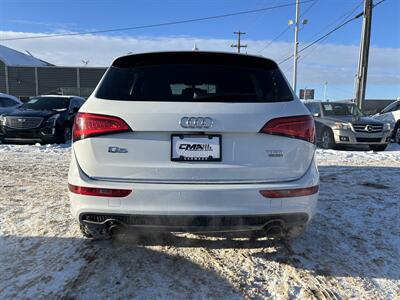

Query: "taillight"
<box><xmin>73</xmin><ymin>112</ymin><xmax>131</xmax><ymax>142</ymax></box>
<box><xmin>260</xmin><ymin>115</ymin><xmax>315</xmax><ymax>143</ymax></box>
<box><xmin>259</xmin><ymin>185</ymin><xmax>319</xmax><ymax>198</ymax></box>
<box><xmin>68</xmin><ymin>184</ymin><xmax>132</xmax><ymax>197</ymax></box>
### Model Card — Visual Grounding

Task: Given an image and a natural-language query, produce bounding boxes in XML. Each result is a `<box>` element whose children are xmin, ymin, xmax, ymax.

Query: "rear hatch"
<box><xmin>73</xmin><ymin>52</ymin><xmax>315</xmax><ymax>183</ymax></box>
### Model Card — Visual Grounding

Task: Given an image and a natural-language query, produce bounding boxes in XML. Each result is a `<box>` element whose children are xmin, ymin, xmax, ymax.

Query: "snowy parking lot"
<box><xmin>0</xmin><ymin>143</ymin><xmax>399</xmax><ymax>299</ymax></box>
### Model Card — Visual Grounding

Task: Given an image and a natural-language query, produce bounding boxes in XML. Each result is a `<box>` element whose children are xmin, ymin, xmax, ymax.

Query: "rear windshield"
<box><xmin>96</xmin><ymin>64</ymin><xmax>293</xmax><ymax>102</ymax></box>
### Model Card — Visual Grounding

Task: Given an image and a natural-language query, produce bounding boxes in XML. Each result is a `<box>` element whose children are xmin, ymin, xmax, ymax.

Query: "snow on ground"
<box><xmin>0</xmin><ymin>143</ymin><xmax>399</xmax><ymax>299</ymax></box>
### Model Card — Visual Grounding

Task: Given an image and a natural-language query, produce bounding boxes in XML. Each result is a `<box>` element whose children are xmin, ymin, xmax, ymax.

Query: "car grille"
<box><xmin>356</xmin><ymin>137</ymin><xmax>382</xmax><ymax>143</ymax></box>
<box><xmin>5</xmin><ymin>117</ymin><xmax>43</xmax><ymax>129</ymax></box>
<box><xmin>353</xmin><ymin>124</ymin><xmax>383</xmax><ymax>133</ymax></box>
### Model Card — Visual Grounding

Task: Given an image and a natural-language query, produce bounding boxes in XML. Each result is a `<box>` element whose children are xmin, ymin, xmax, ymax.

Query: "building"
<box><xmin>361</xmin><ymin>99</ymin><xmax>396</xmax><ymax>115</ymax></box>
<box><xmin>340</xmin><ymin>98</ymin><xmax>396</xmax><ymax>115</ymax></box>
<box><xmin>0</xmin><ymin>45</ymin><xmax>106</xmax><ymax>99</ymax></box>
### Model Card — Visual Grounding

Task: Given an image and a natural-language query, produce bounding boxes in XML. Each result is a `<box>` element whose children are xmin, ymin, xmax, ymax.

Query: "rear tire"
<box><xmin>393</xmin><ymin>121</ymin><xmax>400</xmax><ymax>143</ymax></box>
<box><xmin>321</xmin><ymin>128</ymin><xmax>336</xmax><ymax>149</ymax></box>
<box><xmin>62</xmin><ymin>126</ymin><xmax>72</xmax><ymax>144</ymax></box>
<box><xmin>369</xmin><ymin>144</ymin><xmax>387</xmax><ymax>152</ymax></box>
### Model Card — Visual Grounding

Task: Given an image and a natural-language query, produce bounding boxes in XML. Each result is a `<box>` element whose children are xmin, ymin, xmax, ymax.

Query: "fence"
<box><xmin>0</xmin><ymin>60</ymin><xmax>106</xmax><ymax>98</ymax></box>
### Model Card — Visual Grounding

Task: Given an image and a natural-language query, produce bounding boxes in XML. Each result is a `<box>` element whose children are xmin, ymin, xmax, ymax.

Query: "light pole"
<box><xmin>289</xmin><ymin>0</ymin><xmax>308</xmax><ymax>96</ymax></box>
<box><xmin>353</xmin><ymin>73</ymin><xmax>358</xmax><ymax>102</ymax></box>
<box><xmin>355</xmin><ymin>0</ymin><xmax>373</xmax><ymax>110</ymax></box>
<box><xmin>323</xmin><ymin>81</ymin><xmax>328</xmax><ymax>101</ymax></box>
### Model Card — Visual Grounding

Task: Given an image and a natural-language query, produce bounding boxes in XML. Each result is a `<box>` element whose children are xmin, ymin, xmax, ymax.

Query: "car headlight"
<box><xmin>383</xmin><ymin>123</ymin><xmax>391</xmax><ymax>131</ymax></box>
<box><xmin>333</xmin><ymin>122</ymin><xmax>351</xmax><ymax>130</ymax></box>
<box><xmin>0</xmin><ymin>114</ymin><xmax>4</xmax><ymax>125</ymax></box>
<box><xmin>46</xmin><ymin>114</ymin><xmax>60</xmax><ymax>126</ymax></box>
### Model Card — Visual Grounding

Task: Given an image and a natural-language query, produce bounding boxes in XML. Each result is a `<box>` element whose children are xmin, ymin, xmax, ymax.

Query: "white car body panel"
<box><xmin>74</xmin><ymin>98</ymin><xmax>314</xmax><ymax>183</ymax></box>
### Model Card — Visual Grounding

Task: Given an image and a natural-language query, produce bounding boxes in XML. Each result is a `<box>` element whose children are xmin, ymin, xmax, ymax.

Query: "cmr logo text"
<box><xmin>179</xmin><ymin>143</ymin><xmax>213</xmax><ymax>151</ymax></box>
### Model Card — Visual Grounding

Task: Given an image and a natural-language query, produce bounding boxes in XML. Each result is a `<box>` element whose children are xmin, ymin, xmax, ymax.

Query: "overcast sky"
<box><xmin>0</xmin><ymin>0</ymin><xmax>399</xmax><ymax>100</ymax></box>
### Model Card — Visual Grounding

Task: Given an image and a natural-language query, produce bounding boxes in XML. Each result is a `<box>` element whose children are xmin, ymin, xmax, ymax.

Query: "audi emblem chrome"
<box><xmin>180</xmin><ymin>117</ymin><xmax>213</xmax><ymax>129</ymax></box>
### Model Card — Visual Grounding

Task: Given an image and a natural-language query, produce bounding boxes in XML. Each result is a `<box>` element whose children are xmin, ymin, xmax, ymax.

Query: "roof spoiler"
<box><xmin>112</xmin><ymin>51</ymin><xmax>278</xmax><ymax>69</ymax></box>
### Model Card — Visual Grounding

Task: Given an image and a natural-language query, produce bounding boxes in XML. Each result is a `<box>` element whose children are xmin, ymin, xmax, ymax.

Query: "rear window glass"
<box><xmin>96</xmin><ymin>64</ymin><xmax>293</xmax><ymax>103</ymax></box>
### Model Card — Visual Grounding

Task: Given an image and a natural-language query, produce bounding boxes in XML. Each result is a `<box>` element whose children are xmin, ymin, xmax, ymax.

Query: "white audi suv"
<box><xmin>68</xmin><ymin>51</ymin><xmax>319</xmax><ymax>239</ymax></box>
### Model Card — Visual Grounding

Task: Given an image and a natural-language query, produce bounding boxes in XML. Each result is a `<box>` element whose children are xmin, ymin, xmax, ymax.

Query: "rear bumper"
<box><xmin>332</xmin><ymin>128</ymin><xmax>391</xmax><ymax>145</ymax></box>
<box><xmin>80</xmin><ymin>213</ymin><xmax>309</xmax><ymax>233</ymax></box>
<box><xmin>68</xmin><ymin>154</ymin><xmax>319</xmax><ymax>232</ymax></box>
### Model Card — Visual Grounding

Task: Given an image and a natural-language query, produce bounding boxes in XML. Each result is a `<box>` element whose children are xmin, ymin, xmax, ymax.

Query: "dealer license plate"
<box><xmin>171</xmin><ymin>135</ymin><xmax>221</xmax><ymax>161</ymax></box>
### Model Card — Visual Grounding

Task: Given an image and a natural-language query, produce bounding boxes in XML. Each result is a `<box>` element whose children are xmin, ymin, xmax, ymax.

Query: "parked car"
<box><xmin>0</xmin><ymin>95</ymin><xmax>85</xmax><ymax>144</ymax></box>
<box><xmin>372</xmin><ymin>98</ymin><xmax>400</xmax><ymax>142</ymax></box>
<box><xmin>68</xmin><ymin>51</ymin><xmax>319</xmax><ymax>240</ymax></box>
<box><xmin>303</xmin><ymin>100</ymin><xmax>391</xmax><ymax>151</ymax></box>
<box><xmin>396</xmin><ymin>127</ymin><xmax>400</xmax><ymax>144</ymax></box>
<box><xmin>0</xmin><ymin>93</ymin><xmax>22</xmax><ymax>115</ymax></box>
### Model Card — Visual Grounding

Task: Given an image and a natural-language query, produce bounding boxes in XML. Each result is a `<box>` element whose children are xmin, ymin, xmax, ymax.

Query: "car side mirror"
<box><xmin>313</xmin><ymin>113</ymin><xmax>320</xmax><ymax>117</ymax></box>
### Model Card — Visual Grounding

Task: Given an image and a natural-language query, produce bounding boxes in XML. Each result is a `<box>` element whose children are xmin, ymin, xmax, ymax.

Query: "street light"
<box><xmin>288</xmin><ymin>0</ymin><xmax>308</xmax><ymax>94</ymax></box>
<box><xmin>324</xmin><ymin>81</ymin><xmax>328</xmax><ymax>101</ymax></box>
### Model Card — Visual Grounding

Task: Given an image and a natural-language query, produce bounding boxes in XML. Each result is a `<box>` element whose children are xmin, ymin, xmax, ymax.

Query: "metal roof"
<box><xmin>0</xmin><ymin>45</ymin><xmax>53</xmax><ymax>67</ymax></box>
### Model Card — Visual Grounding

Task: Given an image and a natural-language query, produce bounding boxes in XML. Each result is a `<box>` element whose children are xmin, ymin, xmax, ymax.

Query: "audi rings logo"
<box><xmin>180</xmin><ymin>117</ymin><xmax>213</xmax><ymax>129</ymax></box>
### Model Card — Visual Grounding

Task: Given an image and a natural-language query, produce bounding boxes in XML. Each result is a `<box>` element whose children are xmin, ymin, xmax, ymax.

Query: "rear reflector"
<box><xmin>259</xmin><ymin>185</ymin><xmax>319</xmax><ymax>198</ymax></box>
<box><xmin>68</xmin><ymin>184</ymin><xmax>132</xmax><ymax>197</ymax></box>
<box><xmin>260</xmin><ymin>115</ymin><xmax>315</xmax><ymax>143</ymax></box>
<box><xmin>73</xmin><ymin>112</ymin><xmax>131</xmax><ymax>142</ymax></box>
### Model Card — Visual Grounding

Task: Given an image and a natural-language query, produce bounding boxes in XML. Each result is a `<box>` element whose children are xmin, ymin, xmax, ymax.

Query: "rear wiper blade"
<box><xmin>193</xmin><ymin>92</ymin><xmax>259</xmax><ymax>100</ymax></box>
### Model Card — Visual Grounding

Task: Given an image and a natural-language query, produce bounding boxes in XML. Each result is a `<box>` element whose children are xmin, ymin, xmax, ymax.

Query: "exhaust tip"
<box><xmin>263</xmin><ymin>220</ymin><xmax>284</xmax><ymax>236</ymax></box>
<box><xmin>267</xmin><ymin>226</ymin><xmax>283</xmax><ymax>236</ymax></box>
<box><xmin>104</xmin><ymin>220</ymin><xmax>124</xmax><ymax>236</ymax></box>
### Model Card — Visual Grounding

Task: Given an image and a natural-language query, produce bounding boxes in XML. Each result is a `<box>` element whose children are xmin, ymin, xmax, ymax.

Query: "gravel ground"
<box><xmin>0</xmin><ymin>143</ymin><xmax>399</xmax><ymax>299</ymax></box>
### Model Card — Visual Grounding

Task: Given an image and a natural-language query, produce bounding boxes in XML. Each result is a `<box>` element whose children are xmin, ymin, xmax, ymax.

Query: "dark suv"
<box><xmin>0</xmin><ymin>95</ymin><xmax>84</xmax><ymax>144</ymax></box>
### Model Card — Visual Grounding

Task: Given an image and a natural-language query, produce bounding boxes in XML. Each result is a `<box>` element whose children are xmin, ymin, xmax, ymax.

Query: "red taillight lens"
<box><xmin>259</xmin><ymin>185</ymin><xmax>319</xmax><ymax>198</ymax></box>
<box><xmin>72</xmin><ymin>112</ymin><xmax>131</xmax><ymax>142</ymax></box>
<box><xmin>68</xmin><ymin>184</ymin><xmax>132</xmax><ymax>197</ymax></box>
<box><xmin>260</xmin><ymin>115</ymin><xmax>315</xmax><ymax>143</ymax></box>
